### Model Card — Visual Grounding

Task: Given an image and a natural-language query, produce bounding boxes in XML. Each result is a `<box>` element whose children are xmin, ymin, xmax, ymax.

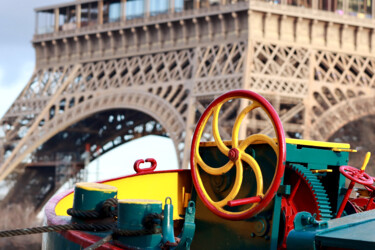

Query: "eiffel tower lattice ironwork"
<box><xmin>2</xmin><ymin>0</ymin><xmax>375</xmax><ymax>208</ymax></box>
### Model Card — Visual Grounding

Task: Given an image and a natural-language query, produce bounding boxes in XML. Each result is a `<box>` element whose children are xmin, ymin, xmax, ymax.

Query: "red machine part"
<box><xmin>190</xmin><ymin>90</ymin><xmax>286</xmax><ymax>220</ymax></box>
<box><xmin>280</xmin><ymin>197</ymin><xmax>297</xmax><ymax>249</ymax></box>
<box><xmin>133</xmin><ymin>158</ymin><xmax>157</xmax><ymax>173</ymax></box>
<box><xmin>339</xmin><ymin>166</ymin><xmax>373</xmax><ymax>186</ymax></box>
<box><xmin>350</xmin><ymin>176</ymin><xmax>375</xmax><ymax>212</ymax></box>
<box><xmin>279</xmin><ymin>164</ymin><xmax>332</xmax><ymax>249</ymax></box>
<box><xmin>336</xmin><ymin>165</ymin><xmax>374</xmax><ymax>218</ymax></box>
<box><xmin>350</xmin><ymin>198</ymin><xmax>375</xmax><ymax>212</ymax></box>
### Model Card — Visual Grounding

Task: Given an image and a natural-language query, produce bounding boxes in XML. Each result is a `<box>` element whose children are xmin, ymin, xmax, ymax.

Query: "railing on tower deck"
<box><xmin>34</xmin><ymin>0</ymin><xmax>375</xmax><ymax>41</ymax></box>
<box><xmin>34</xmin><ymin>0</ymin><xmax>249</xmax><ymax>38</ymax></box>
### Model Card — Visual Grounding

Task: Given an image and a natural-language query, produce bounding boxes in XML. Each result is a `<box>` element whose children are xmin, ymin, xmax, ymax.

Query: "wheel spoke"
<box><xmin>196</xmin><ymin>153</ymin><xmax>234</xmax><ymax>175</ymax></box>
<box><xmin>239</xmin><ymin>134</ymin><xmax>278</xmax><ymax>155</ymax></box>
<box><xmin>359</xmin><ymin>175</ymin><xmax>369</xmax><ymax>181</ymax></box>
<box><xmin>346</xmin><ymin>169</ymin><xmax>355</xmax><ymax>175</ymax></box>
<box><xmin>288</xmin><ymin>178</ymin><xmax>301</xmax><ymax>202</ymax></box>
<box><xmin>212</xmin><ymin>104</ymin><xmax>230</xmax><ymax>156</ymax></box>
<box><xmin>194</xmin><ymin>107</ymin><xmax>234</xmax><ymax>175</ymax></box>
<box><xmin>232</xmin><ymin>102</ymin><xmax>260</xmax><ymax>148</ymax></box>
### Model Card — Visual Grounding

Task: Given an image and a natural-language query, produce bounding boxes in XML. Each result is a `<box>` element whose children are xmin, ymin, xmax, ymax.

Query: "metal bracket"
<box><xmin>277</xmin><ymin>185</ymin><xmax>291</xmax><ymax>195</ymax></box>
<box><xmin>176</xmin><ymin>201</ymin><xmax>196</xmax><ymax>250</ymax></box>
<box><xmin>294</xmin><ymin>212</ymin><xmax>328</xmax><ymax>231</ymax></box>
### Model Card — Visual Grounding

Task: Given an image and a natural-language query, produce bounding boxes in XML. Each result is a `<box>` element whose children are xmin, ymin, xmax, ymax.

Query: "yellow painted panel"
<box><xmin>200</xmin><ymin>138</ymin><xmax>351</xmax><ymax>149</ymax></box>
<box><xmin>76</xmin><ymin>182</ymin><xmax>118</xmax><ymax>192</ymax></box>
<box><xmin>285</xmin><ymin>138</ymin><xmax>350</xmax><ymax>149</ymax></box>
<box><xmin>119</xmin><ymin>199</ymin><xmax>162</xmax><ymax>204</ymax></box>
<box><xmin>55</xmin><ymin>194</ymin><xmax>74</xmax><ymax>216</ymax></box>
<box><xmin>332</xmin><ymin>148</ymin><xmax>357</xmax><ymax>152</ymax></box>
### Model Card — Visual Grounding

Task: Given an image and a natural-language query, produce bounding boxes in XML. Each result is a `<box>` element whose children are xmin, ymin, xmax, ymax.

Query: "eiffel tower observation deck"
<box><xmin>2</xmin><ymin>0</ymin><xmax>375</xmax><ymax>209</ymax></box>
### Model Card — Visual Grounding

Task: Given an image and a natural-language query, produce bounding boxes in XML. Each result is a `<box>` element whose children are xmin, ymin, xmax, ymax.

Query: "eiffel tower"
<box><xmin>1</xmin><ymin>0</ymin><xmax>375</xmax><ymax>209</ymax></box>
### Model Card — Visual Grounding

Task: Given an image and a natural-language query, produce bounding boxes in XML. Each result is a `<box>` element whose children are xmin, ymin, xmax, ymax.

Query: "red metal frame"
<box><xmin>190</xmin><ymin>89</ymin><xmax>286</xmax><ymax>220</ymax></box>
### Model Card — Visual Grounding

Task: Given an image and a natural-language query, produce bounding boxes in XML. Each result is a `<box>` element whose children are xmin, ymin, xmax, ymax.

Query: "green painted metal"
<box><xmin>117</xmin><ymin>199</ymin><xmax>162</xmax><ymax>249</ymax></box>
<box><xmin>285</xmin><ymin>143</ymin><xmax>349</xmax><ymax>169</ymax></box>
<box><xmin>316</xmin><ymin>210</ymin><xmax>375</xmax><ymax>248</ymax></box>
<box><xmin>270</xmin><ymin>187</ymin><xmax>283</xmax><ymax>249</ymax></box>
<box><xmin>285</xmin><ymin>143</ymin><xmax>348</xmax><ymax>215</ymax></box>
<box><xmin>286</xmin><ymin>212</ymin><xmax>323</xmax><ymax>250</ymax></box>
<box><xmin>72</xmin><ymin>184</ymin><xmax>117</xmax><ymax>212</ymax></box>
<box><xmin>176</xmin><ymin>201</ymin><xmax>196</xmax><ymax>250</ymax></box>
<box><xmin>293</xmin><ymin>211</ymin><xmax>327</xmax><ymax>231</ymax></box>
<box><xmin>191</xmin><ymin>140</ymin><xmax>350</xmax><ymax>249</ymax></box>
<box><xmin>288</xmin><ymin>209</ymin><xmax>375</xmax><ymax>249</ymax></box>
<box><xmin>46</xmin><ymin>139</ymin><xmax>358</xmax><ymax>249</ymax></box>
<box><xmin>162</xmin><ymin>197</ymin><xmax>176</xmax><ymax>245</ymax></box>
<box><xmin>45</xmin><ymin>197</ymin><xmax>198</xmax><ymax>250</ymax></box>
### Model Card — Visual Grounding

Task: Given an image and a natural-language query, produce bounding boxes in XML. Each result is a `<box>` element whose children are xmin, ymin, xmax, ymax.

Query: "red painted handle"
<box><xmin>133</xmin><ymin>158</ymin><xmax>157</xmax><ymax>173</ymax></box>
<box><xmin>227</xmin><ymin>196</ymin><xmax>262</xmax><ymax>207</ymax></box>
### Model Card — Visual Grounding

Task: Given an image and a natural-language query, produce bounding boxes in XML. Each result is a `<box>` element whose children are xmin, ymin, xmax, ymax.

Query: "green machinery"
<box><xmin>38</xmin><ymin>89</ymin><xmax>375</xmax><ymax>249</ymax></box>
<box><xmin>193</xmin><ymin>137</ymin><xmax>351</xmax><ymax>249</ymax></box>
<box><xmin>189</xmin><ymin>90</ymin><xmax>375</xmax><ymax>249</ymax></box>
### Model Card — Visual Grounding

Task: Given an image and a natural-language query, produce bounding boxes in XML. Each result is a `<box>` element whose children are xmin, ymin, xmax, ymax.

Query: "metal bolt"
<box><xmin>187</xmin><ymin>207</ymin><xmax>193</xmax><ymax>214</ymax></box>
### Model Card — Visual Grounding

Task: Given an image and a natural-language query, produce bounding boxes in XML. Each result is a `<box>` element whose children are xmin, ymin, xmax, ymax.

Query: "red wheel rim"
<box><xmin>365</xmin><ymin>177</ymin><xmax>375</xmax><ymax>191</ymax></box>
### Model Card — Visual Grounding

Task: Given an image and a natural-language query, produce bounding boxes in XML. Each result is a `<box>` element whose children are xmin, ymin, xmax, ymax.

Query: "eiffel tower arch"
<box><xmin>310</xmin><ymin>97</ymin><xmax>375</xmax><ymax>141</ymax></box>
<box><xmin>2</xmin><ymin>0</ymin><xmax>375</xmax><ymax>207</ymax></box>
<box><xmin>0</xmin><ymin>51</ymin><xmax>195</xmax><ymax>181</ymax></box>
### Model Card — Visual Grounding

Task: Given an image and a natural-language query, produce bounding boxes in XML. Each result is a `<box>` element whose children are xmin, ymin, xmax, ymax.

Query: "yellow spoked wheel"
<box><xmin>190</xmin><ymin>90</ymin><xmax>286</xmax><ymax>220</ymax></box>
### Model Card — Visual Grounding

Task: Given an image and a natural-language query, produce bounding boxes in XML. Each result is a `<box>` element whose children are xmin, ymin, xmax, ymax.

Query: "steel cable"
<box><xmin>0</xmin><ymin>223</ymin><xmax>116</xmax><ymax>237</ymax></box>
<box><xmin>67</xmin><ymin>198</ymin><xmax>118</xmax><ymax>219</ymax></box>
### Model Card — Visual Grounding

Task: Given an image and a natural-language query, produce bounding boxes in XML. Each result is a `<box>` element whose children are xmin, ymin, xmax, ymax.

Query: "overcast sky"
<box><xmin>0</xmin><ymin>0</ymin><xmax>64</xmax><ymax>116</ymax></box>
<box><xmin>0</xmin><ymin>1</ymin><xmax>179</xmax><ymax>184</ymax></box>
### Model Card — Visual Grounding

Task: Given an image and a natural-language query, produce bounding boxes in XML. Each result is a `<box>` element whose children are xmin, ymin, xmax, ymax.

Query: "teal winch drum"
<box><xmin>117</xmin><ymin>199</ymin><xmax>163</xmax><ymax>248</ymax></box>
<box><xmin>72</xmin><ymin>182</ymin><xmax>118</xmax><ymax>213</ymax></box>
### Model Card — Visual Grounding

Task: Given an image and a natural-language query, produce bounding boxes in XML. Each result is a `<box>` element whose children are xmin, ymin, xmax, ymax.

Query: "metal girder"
<box><xmin>2</xmin><ymin>0</ymin><xmax>375</xmax><ymax>209</ymax></box>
